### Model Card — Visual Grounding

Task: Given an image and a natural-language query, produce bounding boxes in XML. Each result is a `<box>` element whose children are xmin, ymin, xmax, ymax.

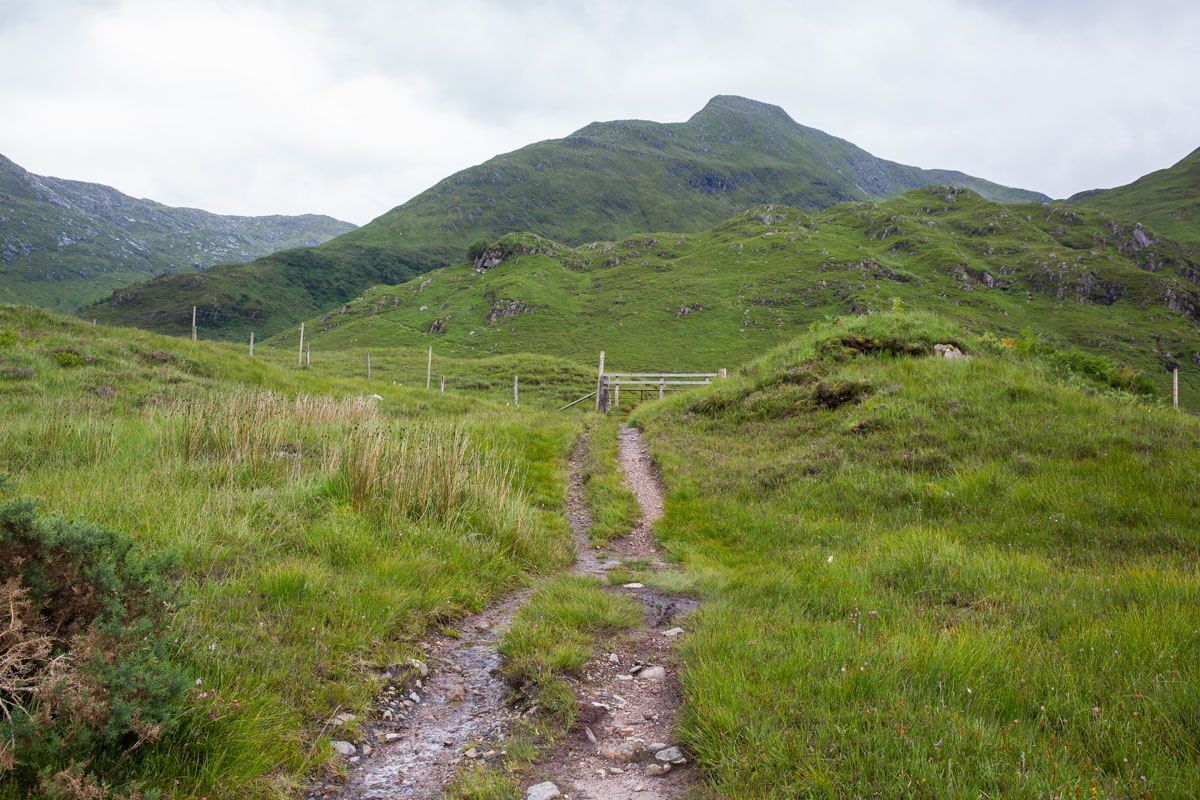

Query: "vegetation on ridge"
<box><xmin>273</xmin><ymin>187</ymin><xmax>1200</xmax><ymax>407</ymax></box>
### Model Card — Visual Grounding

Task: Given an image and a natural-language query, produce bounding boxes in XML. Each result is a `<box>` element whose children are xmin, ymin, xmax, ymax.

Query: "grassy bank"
<box><xmin>632</xmin><ymin>311</ymin><xmax>1200</xmax><ymax>798</ymax></box>
<box><xmin>0</xmin><ymin>306</ymin><xmax>577</xmax><ymax>799</ymax></box>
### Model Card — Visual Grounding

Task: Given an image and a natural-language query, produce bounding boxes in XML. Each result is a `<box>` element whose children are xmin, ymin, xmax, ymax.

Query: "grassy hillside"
<box><xmin>0</xmin><ymin>305</ymin><xmax>577</xmax><ymax>799</ymax></box>
<box><xmin>0</xmin><ymin>154</ymin><xmax>355</xmax><ymax>312</ymax></box>
<box><xmin>272</xmin><ymin>187</ymin><xmax>1200</xmax><ymax>407</ymax></box>
<box><xmin>85</xmin><ymin>96</ymin><xmax>1046</xmax><ymax>340</ymax></box>
<box><xmin>630</xmin><ymin>311</ymin><xmax>1200</xmax><ymax>798</ymax></box>
<box><xmin>1070</xmin><ymin>146</ymin><xmax>1200</xmax><ymax>260</ymax></box>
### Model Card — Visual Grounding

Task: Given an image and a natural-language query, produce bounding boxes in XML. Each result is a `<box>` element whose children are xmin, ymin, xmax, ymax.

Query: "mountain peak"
<box><xmin>689</xmin><ymin>95</ymin><xmax>795</xmax><ymax>125</ymax></box>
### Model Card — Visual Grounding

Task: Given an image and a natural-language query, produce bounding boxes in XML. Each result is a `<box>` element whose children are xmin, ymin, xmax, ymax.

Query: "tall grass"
<box><xmin>0</xmin><ymin>307</ymin><xmax>578</xmax><ymax>799</ymax></box>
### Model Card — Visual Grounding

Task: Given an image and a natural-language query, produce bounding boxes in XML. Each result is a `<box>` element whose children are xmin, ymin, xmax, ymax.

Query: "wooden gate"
<box><xmin>596</xmin><ymin>366</ymin><xmax>727</xmax><ymax>412</ymax></box>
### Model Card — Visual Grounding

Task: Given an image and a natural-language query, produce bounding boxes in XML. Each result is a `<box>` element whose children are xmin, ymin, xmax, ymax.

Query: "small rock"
<box><xmin>409</xmin><ymin>691</ymin><xmax>421</xmax><ymax>703</ymax></box>
<box><xmin>646</xmin><ymin>763</ymin><xmax>671</xmax><ymax>776</ymax></box>
<box><xmin>655</xmin><ymin>745</ymin><xmax>687</xmax><ymax>764</ymax></box>
<box><xmin>662</xmin><ymin>627</ymin><xmax>685</xmax><ymax>637</ymax></box>
<box><xmin>361</xmin><ymin>743</ymin><xmax>373</xmax><ymax>756</ymax></box>
<box><xmin>598</xmin><ymin>741</ymin><xmax>637</xmax><ymax>762</ymax></box>
<box><xmin>623</xmin><ymin>582</ymin><xmax>644</xmax><ymax>589</ymax></box>
<box><xmin>639</xmin><ymin>666</ymin><xmax>667</xmax><ymax>681</ymax></box>
<box><xmin>585</xmin><ymin>727</ymin><xmax>598</xmax><ymax>744</ymax></box>
<box><xmin>525</xmin><ymin>781</ymin><xmax>561</xmax><ymax>800</ymax></box>
<box><xmin>465</xmin><ymin>747</ymin><xmax>479</xmax><ymax>759</ymax></box>
<box><xmin>608</xmin><ymin>766</ymin><xmax>624</xmax><ymax>774</ymax></box>
<box><xmin>384</xmin><ymin>733</ymin><xmax>402</xmax><ymax>742</ymax></box>
<box><xmin>934</xmin><ymin>343</ymin><xmax>967</xmax><ymax>360</ymax></box>
<box><xmin>446</xmin><ymin>683</ymin><xmax>467</xmax><ymax>702</ymax></box>
<box><xmin>330</xmin><ymin>740</ymin><xmax>356</xmax><ymax>757</ymax></box>
<box><xmin>608</xmin><ymin>653</ymin><xmax>620</xmax><ymax>664</ymax></box>
<box><xmin>647</xmin><ymin>741</ymin><xmax>670</xmax><ymax>752</ymax></box>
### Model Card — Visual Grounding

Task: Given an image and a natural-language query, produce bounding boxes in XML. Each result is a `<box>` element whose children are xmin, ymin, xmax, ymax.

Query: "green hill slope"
<box><xmin>0</xmin><ymin>305</ymin><xmax>576</xmax><ymax>798</ymax></box>
<box><xmin>632</xmin><ymin>311</ymin><xmax>1200</xmax><ymax>798</ymax></box>
<box><xmin>1069</xmin><ymin>146</ymin><xmax>1200</xmax><ymax>259</ymax></box>
<box><xmin>271</xmin><ymin>187</ymin><xmax>1200</xmax><ymax>406</ymax></box>
<box><xmin>86</xmin><ymin>96</ymin><xmax>1046</xmax><ymax>339</ymax></box>
<box><xmin>0</xmin><ymin>153</ymin><xmax>356</xmax><ymax>311</ymax></box>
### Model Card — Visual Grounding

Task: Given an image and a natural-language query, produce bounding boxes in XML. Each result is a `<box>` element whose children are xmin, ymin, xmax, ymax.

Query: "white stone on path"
<box><xmin>638</xmin><ymin>665</ymin><xmax>667</xmax><ymax>681</ymax></box>
<box><xmin>330</xmin><ymin>740</ymin><xmax>356</xmax><ymax>757</ymax></box>
<box><xmin>623</xmin><ymin>582</ymin><xmax>644</xmax><ymax>589</ymax></box>
<box><xmin>662</xmin><ymin>627</ymin><xmax>685</xmax><ymax>637</ymax></box>
<box><xmin>526</xmin><ymin>781</ymin><xmax>561</xmax><ymax>800</ymax></box>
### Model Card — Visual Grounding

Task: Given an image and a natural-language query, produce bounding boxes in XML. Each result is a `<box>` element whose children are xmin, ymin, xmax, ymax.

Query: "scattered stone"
<box><xmin>608</xmin><ymin>653</ymin><xmax>620</xmax><ymax>664</ymax></box>
<box><xmin>361</xmin><ymin>743</ymin><xmax>372</xmax><ymax>756</ymax></box>
<box><xmin>330</xmin><ymin>740</ymin><xmax>356</xmax><ymax>757</ymax></box>
<box><xmin>647</xmin><ymin>742</ymin><xmax>670</xmax><ymax>752</ymax></box>
<box><xmin>623</xmin><ymin>582</ymin><xmax>645</xmax><ymax>589</ymax></box>
<box><xmin>585</xmin><ymin>727</ymin><xmax>598</xmax><ymax>744</ymax></box>
<box><xmin>525</xmin><ymin>781</ymin><xmax>561</xmax><ymax>800</ymax></box>
<box><xmin>662</xmin><ymin>627</ymin><xmax>685</xmax><ymax>637</ymax></box>
<box><xmin>646</xmin><ymin>762</ymin><xmax>672</xmax><ymax>776</ymax></box>
<box><xmin>446</xmin><ymin>683</ymin><xmax>467</xmax><ymax>702</ymax></box>
<box><xmin>384</xmin><ymin>733</ymin><xmax>402</xmax><ymax>742</ymax></box>
<box><xmin>608</xmin><ymin>766</ymin><xmax>624</xmax><ymax>774</ymax></box>
<box><xmin>655</xmin><ymin>745</ymin><xmax>687</xmax><ymax>764</ymax></box>
<box><xmin>638</xmin><ymin>665</ymin><xmax>667</xmax><ymax>681</ymax></box>
<box><xmin>629</xmin><ymin>660</ymin><xmax>647</xmax><ymax>675</ymax></box>
<box><xmin>465</xmin><ymin>747</ymin><xmax>479</xmax><ymax>759</ymax></box>
<box><xmin>409</xmin><ymin>691</ymin><xmax>421</xmax><ymax>703</ymax></box>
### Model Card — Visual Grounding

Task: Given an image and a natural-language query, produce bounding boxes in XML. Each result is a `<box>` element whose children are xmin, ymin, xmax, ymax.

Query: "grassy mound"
<box><xmin>633</xmin><ymin>311</ymin><xmax>1200</xmax><ymax>798</ymax></box>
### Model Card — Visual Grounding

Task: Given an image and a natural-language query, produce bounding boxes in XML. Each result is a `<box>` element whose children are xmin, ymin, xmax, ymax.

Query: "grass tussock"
<box><xmin>580</xmin><ymin>418</ymin><xmax>640</xmax><ymax>546</ymax></box>
<box><xmin>500</xmin><ymin>576</ymin><xmax>640</xmax><ymax>733</ymax></box>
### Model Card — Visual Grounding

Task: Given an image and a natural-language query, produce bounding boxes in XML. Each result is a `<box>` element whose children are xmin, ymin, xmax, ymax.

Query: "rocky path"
<box><xmin>532</xmin><ymin>426</ymin><xmax>696</xmax><ymax>800</ymax></box>
<box><xmin>320</xmin><ymin>426</ymin><xmax>695</xmax><ymax>800</ymax></box>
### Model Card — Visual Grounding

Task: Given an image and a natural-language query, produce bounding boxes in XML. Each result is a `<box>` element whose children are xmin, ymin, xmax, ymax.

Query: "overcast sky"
<box><xmin>1</xmin><ymin>0</ymin><xmax>1197</xmax><ymax>224</ymax></box>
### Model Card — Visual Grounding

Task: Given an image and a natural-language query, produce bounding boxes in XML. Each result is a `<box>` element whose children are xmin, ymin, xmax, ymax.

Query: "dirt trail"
<box><xmin>323</xmin><ymin>426</ymin><xmax>694</xmax><ymax>800</ymax></box>
<box><xmin>536</xmin><ymin>426</ymin><xmax>696</xmax><ymax>799</ymax></box>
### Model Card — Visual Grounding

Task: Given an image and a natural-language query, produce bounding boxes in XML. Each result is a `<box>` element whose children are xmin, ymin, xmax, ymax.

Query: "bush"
<box><xmin>467</xmin><ymin>241</ymin><xmax>490</xmax><ymax>262</ymax></box>
<box><xmin>0</xmin><ymin>499</ymin><xmax>185</xmax><ymax>797</ymax></box>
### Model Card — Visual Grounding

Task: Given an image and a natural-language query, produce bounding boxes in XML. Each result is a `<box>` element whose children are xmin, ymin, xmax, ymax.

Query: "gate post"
<box><xmin>598</xmin><ymin>375</ymin><xmax>611</xmax><ymax>413</ymax></box>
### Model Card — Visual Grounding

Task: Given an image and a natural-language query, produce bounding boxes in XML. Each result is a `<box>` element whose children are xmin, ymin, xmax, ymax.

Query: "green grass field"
<box><xmin>631</xmin><ymin>311</ymin><xmax>1200</xmax><ymax>798</ymax></box>
<box><xmin>268</xmin><ymin>189</ymin><xmax>1200</xmax><ymax>409</ymax></box>
<box><xmin>0</xmin><ymin>306</ymin><xmax>580</xmax><ymax>799</ymax></box>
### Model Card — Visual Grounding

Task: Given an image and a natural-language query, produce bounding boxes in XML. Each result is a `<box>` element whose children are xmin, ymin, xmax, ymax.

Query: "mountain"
<box><xmin>0</xmin><ymin>153</ymin><xmax>356</xmax><ymax>311</ymax></box>
<box><xmin>1069</xmin><ymin>146</ymin><xmax>1200</xmax><ymax>259</ymax></box>
<box><xmin>272</xmin><ymin>186</ymin><xmax>1200</xmax><ymax>405</ymax></box>
<box><xmin>86</xmin><ymin>96</ymin><xmax>1048</xmax><ymax>339</ymax></box>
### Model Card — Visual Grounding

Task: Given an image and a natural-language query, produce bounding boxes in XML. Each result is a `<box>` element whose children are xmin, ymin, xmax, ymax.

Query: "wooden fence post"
<box><xmin>1174</xmin><ymin>367</ymin><xmax>1180</xmax><ymax>409</ymax></box>
<box><xmin>426</xmin><ymin>346</ymin><xmax>433</xmax><ymax>390</ymax></box>
<box><xmin>613</xmin><ymin>380</ymin><xmax>620</xmax><ymax>408</ymax></box>
<box><xmin>440</xmin><ymin>375</ymin><xmax>446</xmax><ymax>393</ymax></box>
<box><xmin>595</xmin><ymin>351</ymin><xmax>606</xmax><ymax>411</ymax></box>
<box><xmin>191</xmin><ymin>306</ymin><xmax>197</xmax><ymax>341</ymax></box>
<box><xmin>513</xmin><ymin>375</ymin><xmax>519</xmax><ymax>406</ymax></box>
<box><xmin>718</xmin><ymin>368</ymin><xmax>728</xmax><ymax>379</ymax></box>
<box><xmin>597</xmin><ymin>375</ymin><xmax>610</xmax><ymax>413</ymax></box>
<box><xmin>305</xmin><ymin>343</ymin><xmax>311</xmax><ymax>368</ymax></box>
<box><xmin>297</xmin><ymin>322</ymin><xmax>305</xmax><ymax>366</ymax></box>
<box><xmin>366</xmin><ymin>352</ymin><xmax>372</xmax><ymax>380</ymax></box>
<box><xmin>249</xmin><ymin>331</ymin><xmax>255</xmax><ymax>357</ymax></box>
<box><xmin>659</xmin><ymin>379</ymin><xmax>665</xmax><ymax>399</ymax></box>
